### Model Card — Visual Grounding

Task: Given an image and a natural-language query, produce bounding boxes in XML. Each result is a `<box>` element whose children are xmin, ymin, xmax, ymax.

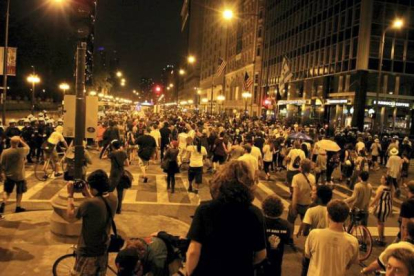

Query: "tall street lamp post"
<box><xmin>217</xmin><ymin>94</ymin><xmax>225</xmax><ymax>114</ymax></box>
<box><xmin>59</xmin><ymin>83</ymin><xmax>70</xmax><ymax>94</ymax></box>
<box><xmin>1</xmin><ymin>0</ymin><xmax>10</xmax><ymax>124</ymax></box>
<box><xmin>27</xmin><ymin>74</ymin><xmax>40</xmax><ymax>115</ymax></box>
<box><xmin>375</xmin><ymin>19</ymin><xmax>404</xmax><ymax>133</ymax></box>
<box><xmin>242</xmin><ymin>92</ymin><xmax>252</xmax><ymax>115</ymax></box>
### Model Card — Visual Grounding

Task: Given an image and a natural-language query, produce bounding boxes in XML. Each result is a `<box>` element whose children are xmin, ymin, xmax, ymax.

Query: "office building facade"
<box><xmin>263</xmin><ymin>0</ymin><xmax>414</xmax><ymax>134</ymax></box>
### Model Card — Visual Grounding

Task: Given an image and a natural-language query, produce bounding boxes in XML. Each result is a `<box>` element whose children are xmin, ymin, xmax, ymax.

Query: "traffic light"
<box><xmin>153</xmin><ymin>85</ymin><xmax>162</xmax><ymax>96</ymax></box>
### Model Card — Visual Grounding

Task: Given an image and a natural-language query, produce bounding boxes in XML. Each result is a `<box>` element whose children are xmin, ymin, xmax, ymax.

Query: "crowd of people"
<box><xmin>1</xmin><ymin>109</ymin><xmax>414</xmax><ymax>275</ymax></box>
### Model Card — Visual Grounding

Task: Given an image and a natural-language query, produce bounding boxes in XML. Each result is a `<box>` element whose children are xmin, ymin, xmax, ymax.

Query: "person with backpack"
<box><xmin>285</xmin><ymin>141</ymin><xmax>306</xmax><ymax>196</ymax></box>
<box><xmin>100</xmin><ymin>121</ymin><xmax>121</xmax><ymax>159</ymax></box>
<box><xmin>136</xmin><ymin>128</ymin><xmax>157</xmax><ymax>183</ymax></box>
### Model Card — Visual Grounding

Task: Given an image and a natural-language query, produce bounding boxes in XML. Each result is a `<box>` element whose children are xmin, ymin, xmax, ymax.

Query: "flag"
<box><xmin>215</xmin><ymin>58</ymin><xmax>227</xmax><ymax>78</ymax></box>
<box><xmin>243</xmin><ymin>72</ymin><xmax>253</xmax><ymax>91</ymax></box>
<box><xmin>279</xmin><ymin>56</ymin><xmax>293</xmax><ymax>89</ymax></box>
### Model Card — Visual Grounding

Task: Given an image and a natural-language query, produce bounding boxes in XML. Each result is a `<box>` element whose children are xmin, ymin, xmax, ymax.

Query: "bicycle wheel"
<box><xmin>34</xmin><ymin>159</ymin><xmax>53</xmax><ymax>181</ymax></box>
<box><xmin>350</xmin><ymin>225</ymin><xmax>373</xmax><ymax>261</ymax></box>
<box><xmin>52</xmin><ymin>254</ymin><xmax>76</xmax><ymax>276</ymax></box>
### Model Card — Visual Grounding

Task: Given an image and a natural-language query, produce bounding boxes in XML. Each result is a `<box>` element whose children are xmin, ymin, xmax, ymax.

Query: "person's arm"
<box><xmin>66</xmin><ymin>182</ymin><xmax>76</xmax><ymax>219</ymax></box>
<box><xmin>401</xmin><ymin>217</ymin><xmax>410</xmax><ymax>240</ymax></box>
<box><xmin>253</xmin><ymin>249</ymin><xmax>267</xmax><ymax>265</ymax></box>
<box><xmin>345</xmin><ymin>186</ymin><xmax>358</xmax><ymax>206</ymax></box>
<box><xmin>291</xmin><ymin>186</ymin><xmax>299</xmax><ymax>215</ymax></box>
<box><xmin>296</xmin><ymin>222</ymin><xmax>311</xmax><ymax>238</ymax></box>
<box><xmin>186</xmin><ymin>241</ymin><xmax>202</xmax><ymax>276</ymax></box>
<box><xmin>361</xmin><ymin>259</ymin><xmax>382</xmax><ymax>274</ymax></box>
<box><xmin>369</xmin><ymin>186</ymin><xmax>383</xmax><ymax>208</ymax></box>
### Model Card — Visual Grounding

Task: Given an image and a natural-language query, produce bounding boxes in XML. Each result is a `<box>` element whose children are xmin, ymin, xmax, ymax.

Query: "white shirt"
<box><xmin>178</xmin><ymin>133</ymin><xmax>188</xmax><ymax>149</ymax></box>
<box><xmin>251</xmin><ymin>146</ymin><xmax>262</xmax><ymax>162</ymax></box>
<box><xmin>262</xmin><ymin>144</ymin><xmax>273</xmax><ymax>162</ymax></box>
<box><xmin>150</xmin><ymin>129</ymin><xmax>161</xmax><ymax>147</ymax></box>
<box><xmin>305</xmin><ymin>228</ymin><xmax>359</xmax><ymax>276</ymax></box>
<box><xmin>292</xmin><ymin>173</ymin><xmax>315</xmax><ymax>206</ymax></box>
<box><xmin>355</xmin><ymin>141</ymin><xmax>365</xmax><ymax>154</ymax></box>
<box><xmin>287</xmin><ymin>148</ymin><xmax>306</xmax><ymax>171</ymax></box>
<box><xmin>186</xmin><ymin>145</ymin><xmax>207</xmax><ymax>168</ymax></box>
<box><xmin>238</xmin><ymin>153</ymin><xmax>258</xmax><ymax>177</ymax></box>
<box><xmin>387</xmin><ymin>155</ymin><xmax>402</xmax><ymax>178</ymax></box>
<box><xmin>303</xmin><ymin>205</ymin><xmax>328</xmax><ymax>229</ymax></box>
<box><xmin>48</xmin><ymin>131</ymin><xmax>65</xmax><ymax>145</ymax></box>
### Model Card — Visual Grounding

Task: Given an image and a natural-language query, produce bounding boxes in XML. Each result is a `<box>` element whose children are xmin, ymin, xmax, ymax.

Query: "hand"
<box><xmin>66</xmin><ymin>182</ymin><xmax>75</xmax><ymax>197</ymax></box>
<box><xmin>150</xmin><ymin>231</ymin><xmax>159</xmax><ymax>237</ymax></box>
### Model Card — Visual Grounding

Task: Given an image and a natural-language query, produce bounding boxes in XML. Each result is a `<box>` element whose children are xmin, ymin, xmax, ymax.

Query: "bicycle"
<box><xmin>344</xmin><ymin>208</ymin><xmax>373</xmax><ymax>262</ymax></box>
<box><xmin>34</xmin><ymin>147</ymin><xmax>66</xmax><ymax>181</ymax></box>
<box><xmin>52</xmin><ymin>246</ymin><xmax>117</xmax><ymax>276</ymax></box>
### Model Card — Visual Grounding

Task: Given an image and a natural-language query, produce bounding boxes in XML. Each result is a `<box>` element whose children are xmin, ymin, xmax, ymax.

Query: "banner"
<box><xmin>0</xmin><ymin>47</ymin><xmax>17</xmax><ymax>76</ymax></box>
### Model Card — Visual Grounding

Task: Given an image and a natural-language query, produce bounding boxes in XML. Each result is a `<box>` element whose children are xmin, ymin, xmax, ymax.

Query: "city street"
<box><xmin>0</xmin><ymin>149</ymin><xmax>412</xmax><ymax>275</ymax></box>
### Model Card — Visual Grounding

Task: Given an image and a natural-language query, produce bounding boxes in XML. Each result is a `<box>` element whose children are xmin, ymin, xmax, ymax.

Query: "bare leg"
<box><xmin>16</xmin><ymin>193</ymin><xmax>23</xmax><ymax>208</ymax></box>
<box><xmin>378</xmin><ymin>221</ymin><xmax>385</xmax><ymax>242</ymax></box>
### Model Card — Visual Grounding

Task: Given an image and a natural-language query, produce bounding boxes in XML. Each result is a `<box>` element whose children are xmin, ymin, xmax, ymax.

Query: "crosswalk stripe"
<box><xmin>23</xmin><ymin>176</ymin><xmax>57</xmax><ymax>200</ymax></box>
<box><xmin>257</xmin><ymin>182</ymin><xmax>290</xmax><ymax>209</ymax></box>
<box><xmin>123</xmin><ymin>189</ymin><xmax>138</xmax><ymax>203</ymax></box>
<box><xmin>156</xmin><ymin>175</ymin><xmax>170</xmax><ymax>204</ymax></box>
<box><xmin>292</xmin><ymin>225</ymin><xmax>400</xmax><ymax>237</ymax></box>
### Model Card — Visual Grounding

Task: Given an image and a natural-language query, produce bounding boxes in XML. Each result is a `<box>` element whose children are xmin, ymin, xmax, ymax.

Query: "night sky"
<box><xmin>0</xmin><ymin>0</ymin><xmax>186</xmax><ymax>99</ymax></box>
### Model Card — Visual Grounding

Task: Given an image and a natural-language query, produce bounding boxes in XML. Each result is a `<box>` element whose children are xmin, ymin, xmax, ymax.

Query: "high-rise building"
<box><xmin>263</xmin><ymin>0</ymin><xmax>414</xmax><ymax>134</ymax></box>
<box><xmin>161</xmin><ymin>65</ymin><xmax>176</xmax><ymax>102</ymax></box>
<box><xmin>180</xmin><ymin>0</ymin><xmax>205</xmax><ymax>105</ymax></box>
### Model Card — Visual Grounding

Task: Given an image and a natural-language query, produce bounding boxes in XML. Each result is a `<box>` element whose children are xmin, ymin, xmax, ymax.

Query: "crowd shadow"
<box><xmin>0</xmin><ymin>247</ymin><xmax>34</xmax><ymax>262</ymax></box>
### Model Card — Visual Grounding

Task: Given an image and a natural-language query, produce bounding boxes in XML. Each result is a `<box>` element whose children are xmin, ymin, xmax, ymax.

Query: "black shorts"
<box><xmin>372</xmin><ymin>155</ymin><xmax>378</xmax><ymax>162</ymax></box>
<box><xmin>188</xmin><ymin>167</ymin><xmax>203</xmax><ymax>184</ymax></box>
<box><xmin>212</xmin><ymin>155</ymin><xmax>226</xmax><ymax>164</ymax></box>
<box><xmin>4</xmin><ymin>178</ymin><xmax>27</xmax><ymax>194</ymax></box>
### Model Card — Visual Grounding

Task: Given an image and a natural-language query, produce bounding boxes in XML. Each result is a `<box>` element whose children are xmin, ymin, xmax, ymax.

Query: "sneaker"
<box><xmin>0</xmin><ymin>203</ymin><xmax>5</xmax><ymax>214</ymax></box>
<box><xmin>15</xmin><ymin>207</ymin><xmax>26</xmax><ymax>213</ymax></box>
<box><xmin>54</xmin><ymin>172</ymin><xmax>63</xmax><ymax>177</ymax></box>
<box><xmin>143</xmin><ymin>177</ymin><xmax>148</xmax><ymax>183</ymax></box>
<box><xmin>42</xmin><ymin>175</ymin><xmax>48</xmax><ymax>180</ymax></box>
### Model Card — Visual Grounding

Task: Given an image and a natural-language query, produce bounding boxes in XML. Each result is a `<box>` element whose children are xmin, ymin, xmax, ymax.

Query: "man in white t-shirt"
<box><xmin>355</xmin><ymin>137</ymin><xmax>365</xmax><ymax>154</ymax></box>
<box><xmin>304</xmin><ymin>200</ymin><xmax>359</xmax><ymax>276</ymax></box>
<box><xmin>46</xmin><ymin>126</ymin><xmax>68</xmax><ymax>177</ymax></box>
<box><xmin>238</xmin><ymin>145</ymin><xmax>259</xmax><ymax>179</ymax></box>
<box><xmin>286</xmin><ymin>141</ymin><xmax>306</xmax><ymax>194</ymax></box>
<box><xmin>297</xmin><ymin>185</ymin><xmax>333</xmax><ymax>237</ymax></box>
<box><xmin>251</xmin><ymin>144</ymin><xmax>263</xmax><ymax>168</ymax></box>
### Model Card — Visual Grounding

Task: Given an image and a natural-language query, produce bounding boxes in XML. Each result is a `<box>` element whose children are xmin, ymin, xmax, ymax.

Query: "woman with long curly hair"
<box><xmin>186</xmin><ymin>160</ymin><xmax>266</xmax><ymax>276</ymax></box>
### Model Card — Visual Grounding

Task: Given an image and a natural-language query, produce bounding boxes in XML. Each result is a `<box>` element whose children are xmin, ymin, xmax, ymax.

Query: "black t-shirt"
<box><xmin>160</xmin><ymin>127</ymin><xmax>171</xmax><ymax>145</ymax></box>
<box><xmin>187</xmin><ymin>200</ymin><xmax>266</xmax><ymax>276</ymax></box>
<box><xmin>400</xmin><ymin>198</ymin><xmax>414</xmax><ymax>219</ymax></box>
<box><xmin>263</xmin><ymin>217</ymin><xmax>292</xmax><ymax>271</ymax></box>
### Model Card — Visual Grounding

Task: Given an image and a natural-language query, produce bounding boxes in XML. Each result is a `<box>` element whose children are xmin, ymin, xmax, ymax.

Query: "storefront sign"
<box><xmin>277</xmin><ymin>100</ymin><xmax>307</xmax><ymax>105</ymax></box>
<box><xmin>326</xmin><ymin>99</ymin><xmax>349</xmax><ymax>105</ymax></box>
<box><xmin>373</xmin><ymin>100</ymin><xmax>410</xmax><ymax>108</ymax></box>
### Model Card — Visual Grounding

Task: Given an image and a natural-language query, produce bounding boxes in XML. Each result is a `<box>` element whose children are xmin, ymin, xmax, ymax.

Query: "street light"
<box><xmin>242</xmin><ymin>92</ymin><xmax>252</xmax><ymax>114</ymax></box>
<box><xmin>179</xmin><ymin>69</ymin><xmax>185</xmax><ymax>75</ymax></box>
<box><xmin>169</xmin><ymin>83</ymin><xmax>174</xmax><ymax>88</ymax></box>
<box><xmin>222</xmin><ymin>9</ymin><xmax>234</xmax><ymax>21</ymax></box>
<box><xmin>217</xmin><ymin>94</ymin><xmax>225</xmax><ymax>114</ymax></box>
<box><xmin>375</xmin><ymin>18</ymin><xmax>404</xmax><ymax>133</ymax></box>
<box><xmin>188</xmin><ymin>55</ymin><xmax>196</xmax><ymax>64</ymax></box>
<box><xmin>89</xmin><ymin>91</ymin><xmax>97</xmax><ymax>96</ymax></box>
<box><xmin>27</xmin><ymin>74</ymin><xmax>40</xmax><ymax>115</ymax></box>
<box><xmin>116</xmin><ymin>71</ymin><xmax>122</xmax><ymax>78</ymax></box>
<box><xmin>59</xmin><ymin>83</ymin><xmax>70</xmax><ymax>93</ymax></box>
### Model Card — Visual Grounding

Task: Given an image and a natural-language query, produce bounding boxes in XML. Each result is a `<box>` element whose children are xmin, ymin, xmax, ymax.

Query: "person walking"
<box><xmin>371</xmin><ymin>138</ymin><xmax>382</xmax><ymax>170</ymax></box>
<box><xmin>303</xmin><ymin>200</ymin><xmax>359</xmax><ymax>276</ymax></box>
<box><xmin>285</xmin><ymin>141</ymin><xmax>306</xmax><ymax>195</ymax></box>
<box><xmin>345</xmin><ymin>171</ymin><xmax>373</xmax><ymax>227</ymax></box>
<box><xmin>262</xmin><ymin>138</ymin><xmax>274</xmax><ymax>181</ymax></box>
<box><xmin>163</xmin><ymin>141</ymin><xmax>180</xmax><ymax>193</ymax></box>
<box><xmin>159</xmin><ymin>122</ymin><xmax>171</xmax><ymax>160</ymax></box>
<box><xmin>108</xmin><ymin>140</ymin><xmax>129</xmax><ymax>214</ymax></box>
<box><xmin>186</xmin><ymin>138</ymin><xmax>207</xmax><ymax>194</ymax></box>
<box><xmin>0</xmin><ymin>137</ymin><xmax>30</xmax><ymax>216</ymax></box>
<box><xmin>370</xmin><ymin>175</ymin><xmax>394</xmax><ymax>246</ymax></box>
<box><xmin>315</xmin><ymin>149</ymin><xmax>327</xmax><ymax>185</ymax></box>
<box><xmin>100</xmin><ymin>121</ymin><xmax>120</xmax><ymax>159</ymax></box>
<box><xmin>387</xmin><ymin>148</ymin><xmax>402</xmax><ymax>198</ymax></box>
<box><xmin>136</xmin><ymin>128</ymin><xmax>157</xmax><ymax>183</ymax></box>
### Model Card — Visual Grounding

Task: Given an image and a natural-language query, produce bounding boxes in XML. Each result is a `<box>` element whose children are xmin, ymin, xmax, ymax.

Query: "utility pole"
<box><xmin>74</xmin><ymin>42</ymin><xmax>87</xmax><ymax>179</ymax></box>
<box><xmin>2</xmin><ymin>0</ymin><xmax>10</xmax><ymax>125</ymax></box>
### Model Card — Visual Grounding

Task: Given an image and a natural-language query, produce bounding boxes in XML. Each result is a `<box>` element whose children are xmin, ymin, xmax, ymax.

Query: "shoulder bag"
<box><xmin>101</xmin><ymin>196</ymin><xmax>125</xmax><ymax>252</ymax></box>
<box><xmin>113</xmin><ymin>153</ymin><xmax>133</xmax><ymax>189</ymax></box>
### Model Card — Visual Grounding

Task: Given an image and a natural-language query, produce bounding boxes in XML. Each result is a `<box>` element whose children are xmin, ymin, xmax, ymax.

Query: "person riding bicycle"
<box><xmin>42</xmin><ymin>125</ymin><xmax>68</xmax><ymax>178</ymax></box>
<box><xmin>344</xmin><ymin>171</ymin><xmax>372</xmax><ymax>227</ymax></box>
<box><xmin>115</xmin><ymin>231</ymin><xmax>189</xmax><ymax>276</ymax></box>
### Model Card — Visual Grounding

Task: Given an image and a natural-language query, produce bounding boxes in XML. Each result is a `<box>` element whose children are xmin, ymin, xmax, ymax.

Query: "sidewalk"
<box><xmin>0</xmin><ymin>210</ymin><xmax>189</xmax><ymax>275</ymax></box>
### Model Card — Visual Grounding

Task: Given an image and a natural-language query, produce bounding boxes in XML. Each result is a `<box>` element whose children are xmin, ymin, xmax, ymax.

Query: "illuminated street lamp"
<box><xmin>169</xmin><ymin>83</ymin><xmax>174</xmax><ymax>88</ymax></box>
<box><xmin>188</xmin><ymin>99</ymin><xmax>194</xmax><ymax>104</ymax></box>
<box><xmin>116</xmin><ymin>71</ymin><xmax>123</xmax><ymax>78</ymax></box>
<box><xmin>201</xmin><ymin>98</ymin><xmax>208</xmax><ymax>103</ymax></box>
<box><xmin>375</xmin><ymin>18</ymin><xmax>404</xmax><ymax>133</ymax></box>
<box><xmin>222</xmin><ymin>9</ymin><xmax>234</xmax><ymax>21</ymax></box>
<box><xmin>179</xmin><ymin>69</ymin><xmax>185</xmax><ymax>75</ymax></box>
<box><xmin>59</xmin><ymin>83</ymin><xmax>70</xmax><ymax>94</ymax></box>
<box><xmin>242</xmin><ymin>92</ymin><xmax>252</xmax><ymax>114</ymax></box>
<box><xmin>89</xmin><ymin>91</ymin><xmax>97</xmax><ymax>96</ymax></box>
<box><xmin>27</xmin><ymin>74</ymin><xmax>40</xmax><ymax>115</ymax></box>
<box><xmin>187</xmin><ymin>55</ymin><xmax>196</xmax><ymax>64</ymax></box>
